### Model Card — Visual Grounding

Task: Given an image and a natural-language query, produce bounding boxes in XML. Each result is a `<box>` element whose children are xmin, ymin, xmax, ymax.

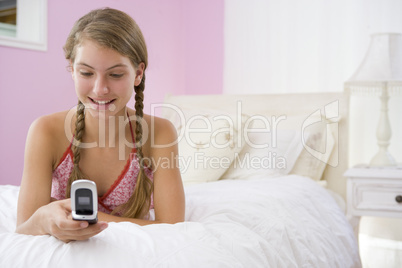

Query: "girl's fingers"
<box><xmin>73</xmin><ymin>222</ymin><xmax>108</xmax><ymax>239</ymax></box>
<box><xmin>56</xmin><ymin>221</ymin><xmax>108</xmax><ymax>242</ymax></box>
<box><xmin>55</xmin><ymin>218</ymin><xmax>87</xmax><ymax>231</ymax></box>
<box><xmin>47</xmin><ymin>199</ymin><xmax>108</xmax><ymax>242</ymax></box>
<box><xmin>59</xmin><ymin>198</ymin><xmax>72</xmax><ymax>212</ymax></box>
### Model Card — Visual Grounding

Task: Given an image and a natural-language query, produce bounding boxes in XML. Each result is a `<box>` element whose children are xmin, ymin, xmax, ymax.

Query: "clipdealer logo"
<box><xmin>63</xmin><ymin>100</ymin><xmax>340</xmax><ymax>169</ymax></box>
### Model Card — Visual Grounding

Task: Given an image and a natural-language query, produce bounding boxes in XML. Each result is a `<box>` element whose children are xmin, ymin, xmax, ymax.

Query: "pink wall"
<box><xmin>0</xmin><ymin>0</ymin><xmax>224</xmax><ymax>185</ymax></box>
<box><xmin>182</xmin><ymin>1</ymin><xmax>224</xmax><ymax>95</ymax></box>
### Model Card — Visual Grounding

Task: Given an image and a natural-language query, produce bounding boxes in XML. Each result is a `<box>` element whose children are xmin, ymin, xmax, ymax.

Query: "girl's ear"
<box><xmin>134</xmin><ymin>62</ymin><xmax>145</xmax><ymax>86</ymax></box>
<box><xmin>70</xmin><ymin>61</ymin><xmax>75</xmax><ymax>80</ymax></box>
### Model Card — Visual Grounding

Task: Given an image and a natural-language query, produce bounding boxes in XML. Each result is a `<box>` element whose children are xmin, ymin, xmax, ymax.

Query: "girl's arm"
<box><xmin>16</xmin><ymin>116</ymin><xmax>55</xmax><ymax>230</ymax></box>
<box><xmin>150</xmin><ymin>117</ymin><xmax>185</xmax><ymax>223</ymax></box>
<box><xmin>97</xmin><ymin>212</ymin><xmax>154</xmax><ymax>225</ymax></box>
<box><xmin>15</xmin><ymin>115</ymin><xmax>107</xmax><ymax>242</ymax></box>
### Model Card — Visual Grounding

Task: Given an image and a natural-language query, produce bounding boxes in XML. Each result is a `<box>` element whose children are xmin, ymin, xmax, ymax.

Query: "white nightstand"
<box><xmin>344</xmin><ymin>165</ymin><xmax>402</xmax><ymax>239</ymax></box>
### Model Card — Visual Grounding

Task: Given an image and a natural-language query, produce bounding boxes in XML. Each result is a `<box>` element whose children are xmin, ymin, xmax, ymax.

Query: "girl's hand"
<box><xmin>36</xmin><ymin>199</ymin><xmax>108</xmax><ymax>243</ymax></box>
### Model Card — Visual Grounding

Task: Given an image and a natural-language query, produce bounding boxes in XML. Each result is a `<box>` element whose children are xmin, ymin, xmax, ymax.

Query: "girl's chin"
<box><xmin>84</xmin><ymin>105</ymin><xmax>126</xmax><ymax>118</ymax></box>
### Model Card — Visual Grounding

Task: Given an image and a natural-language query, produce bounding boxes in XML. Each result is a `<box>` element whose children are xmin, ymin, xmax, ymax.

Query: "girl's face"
<box><xmin>71</xmin><ymin>39</ymin><xmax>143</xmax><ymax>119</ymax></box>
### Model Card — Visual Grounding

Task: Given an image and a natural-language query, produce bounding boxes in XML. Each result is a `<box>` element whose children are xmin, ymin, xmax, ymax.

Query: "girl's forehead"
<box><xmin>75</xmin><ymin>41</ymin><xmax>129</xmax><ymax>63</ymax></box>
<box><xmin>74</xmin><ymin>39</ymin><xmax>137</xmax><ymax>69</ymax></box>
<box><xmin>76</xmin><ymin>39</ymin><xmax>117</xmax><ymax>56</ymax></box>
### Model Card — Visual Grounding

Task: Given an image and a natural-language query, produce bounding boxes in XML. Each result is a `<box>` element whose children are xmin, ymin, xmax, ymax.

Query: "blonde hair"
<box><xmin>63</xmin><ymin>8</ymin><xmax>153</xmax><ymax>219</ymax></box>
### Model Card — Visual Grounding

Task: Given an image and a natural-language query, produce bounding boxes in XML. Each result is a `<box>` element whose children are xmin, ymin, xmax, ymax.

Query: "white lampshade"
<box><xmin>345</xmin><ymin>33</ymin><xmax>402</xmax><ymax>167</ymax></box>
<box><xmin>348</xmin><ymin>33</ymin><xmax>402</xmax><ymax>84</ymax></box>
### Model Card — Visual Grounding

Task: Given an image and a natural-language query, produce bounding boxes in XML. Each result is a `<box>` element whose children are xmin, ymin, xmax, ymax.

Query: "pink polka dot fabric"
<box><xmin>51</xmin><ymin>146</ymin><xmax>154</xmax><ymax>215</ymax></box>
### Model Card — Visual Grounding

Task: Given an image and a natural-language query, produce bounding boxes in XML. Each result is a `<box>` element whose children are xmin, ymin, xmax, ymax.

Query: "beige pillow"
<box><xmin>164</xmin><ymin>108</ymin><xmax>248</xmax><ymax>185</ymax></box>
<box><xmin>290</xmin><ymin>119</ymin><xmax>336</xmax><ymax>181</ymax></box>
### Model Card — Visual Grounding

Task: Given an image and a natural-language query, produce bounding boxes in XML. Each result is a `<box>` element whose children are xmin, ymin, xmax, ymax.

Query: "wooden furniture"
<box><xmin>345</xmin><ymin>165</ymin><xmax>402</xmax><ymax>239</ymax></box>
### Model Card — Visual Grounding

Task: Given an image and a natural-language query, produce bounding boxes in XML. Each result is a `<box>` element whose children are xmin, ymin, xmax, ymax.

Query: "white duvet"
<box><xmin>0</xmin><ymin>175</ymin><xmax>361</xmax><ymax>268</ymax></box>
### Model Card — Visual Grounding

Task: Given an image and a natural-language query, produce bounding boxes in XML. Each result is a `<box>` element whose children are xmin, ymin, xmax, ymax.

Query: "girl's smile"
<box><xmin>88</xmin><ymin>97</ymin><xmax>116</xmax><ymax>111</ymax></box>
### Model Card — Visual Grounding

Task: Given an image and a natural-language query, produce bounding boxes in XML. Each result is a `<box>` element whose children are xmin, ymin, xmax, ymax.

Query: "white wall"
<box><xmin>224</xmin><ymin>0</ymin><xmax>402</xmax><ymax>94</ymax></box>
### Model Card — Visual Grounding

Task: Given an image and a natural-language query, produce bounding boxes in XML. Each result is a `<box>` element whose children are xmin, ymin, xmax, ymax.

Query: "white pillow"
<box><xmin>290</xmin><ymin>117</ymin><xmax>336</xmax><ymax>181</ymax></box>
<box><xmin>220</xmin><ymin>129</ymin><xmax>306</xmax><ymax>181</ymax></box>
<box><xmin>246</xmin><ymin>110</ymin><xmax>338</xmax><ymax>181</ymax></box>
<box><xmin>219</xmin><ymin>111</ymin><xmax>337</xmax><ymax>182</ymax></box>
<box><xmin>164</xmin><ymin>108</ymin><xmax>248</xmax><ymax>185</ymax></box>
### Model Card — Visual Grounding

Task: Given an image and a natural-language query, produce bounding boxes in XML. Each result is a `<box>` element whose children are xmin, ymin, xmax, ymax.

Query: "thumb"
<box><xmin>60</xmin><ymin>198</ymin><xmax>72</xmax><ymax>212</ymax></box>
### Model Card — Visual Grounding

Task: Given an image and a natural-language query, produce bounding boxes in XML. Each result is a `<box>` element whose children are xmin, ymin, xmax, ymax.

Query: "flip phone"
<box><xmin>71</xmin><ymin>180</ymin><xmax>98</xmax><ymax>224</ymax></box>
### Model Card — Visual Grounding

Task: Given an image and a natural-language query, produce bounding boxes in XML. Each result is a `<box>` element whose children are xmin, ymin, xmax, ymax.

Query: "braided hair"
<box><xmin>65</xmin><ymin>100</ymin><xmax>87</xmax><ymax>198</ymax></box>
<box><xmin>116</xmin><ymin>76</ymin><xmax>153</xmax><ymax>218</ymax></box>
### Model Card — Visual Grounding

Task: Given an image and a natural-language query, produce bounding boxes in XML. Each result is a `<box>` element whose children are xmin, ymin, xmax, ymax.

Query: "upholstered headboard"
<box><xmin>161</xmin><ymin>92</ymin><xmax>349</xmax><ymax>200</ymax></box>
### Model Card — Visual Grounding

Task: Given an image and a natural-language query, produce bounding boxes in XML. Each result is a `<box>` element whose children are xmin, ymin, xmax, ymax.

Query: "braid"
<box><xmin>65</xmin><ymin>101</ymin><xmax>87</xmax><ymax>198</ymax></box>
<box><xmin>134</xmin><ymin>76</ymin><xmax>145</xmax><ymax>151</ymax></box>
<box><xmin>116</xmin><ymin>75</ymin><xmax>154</xmax><ymax>218</ymax></box>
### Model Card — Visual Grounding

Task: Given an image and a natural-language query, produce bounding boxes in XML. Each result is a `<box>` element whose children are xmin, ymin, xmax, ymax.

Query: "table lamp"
<box><xmin>345</xmin><ymin>33</ymin><xmax>402</xmax><ymax>166</ymax></box>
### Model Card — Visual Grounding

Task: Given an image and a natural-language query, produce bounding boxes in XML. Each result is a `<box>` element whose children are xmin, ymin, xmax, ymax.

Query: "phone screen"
<box><xmin>75</xmin><ymin>188</ymin><xmax>93</xmax><ymax>215</ymax></box>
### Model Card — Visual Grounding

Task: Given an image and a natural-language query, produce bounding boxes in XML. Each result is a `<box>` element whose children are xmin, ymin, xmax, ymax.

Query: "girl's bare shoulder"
<box><xmin>27</xmin><ymin>110</ymin><xmax>76</xmax><ymax>157</ymax></box>
<box><xmin>30</xmin><ymin>110</ymin><xmax>75</xmax><ymax>139</ymax></box>
<box><xmin>142</xmin><ymin>113</ymin><xmax>178</xmax><ymax>146</ymax></box>
<box><xmin>126</xmin><ymin>108</ymin><xmax>175</xmax><ymax>135</ymax></box>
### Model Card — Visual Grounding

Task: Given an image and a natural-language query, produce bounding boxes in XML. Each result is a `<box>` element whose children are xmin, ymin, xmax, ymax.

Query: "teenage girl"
<box><xmin>16</xmin><ymin>8</ymin><xmax>185</xmax><ymax>243</ymax></box>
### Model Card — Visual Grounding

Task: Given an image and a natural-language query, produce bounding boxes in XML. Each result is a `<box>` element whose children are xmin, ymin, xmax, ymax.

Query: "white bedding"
<box><xmin>0</xmin><ymin>175</ymin><xmax>361</xmax><ymax>268</ymax></box>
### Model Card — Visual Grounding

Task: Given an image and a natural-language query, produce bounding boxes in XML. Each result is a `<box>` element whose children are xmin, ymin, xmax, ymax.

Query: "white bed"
<box><xmin>0</xmin><ymin>92</ymin><xmax>361</xmax><ymax>268</ymax></box>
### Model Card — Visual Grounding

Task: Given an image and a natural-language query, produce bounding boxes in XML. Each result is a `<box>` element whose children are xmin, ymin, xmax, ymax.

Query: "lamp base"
<box><xmin>369</xmin><ymin>150</ymin><xmax>397</xmax><ymax>167</ymax></box>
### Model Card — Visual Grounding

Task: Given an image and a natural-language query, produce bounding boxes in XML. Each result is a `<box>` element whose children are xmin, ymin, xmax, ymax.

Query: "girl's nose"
<box><xmin>94</xmin><ymin>76</ymin><xmax>109</xmax><ymax>95</ymax></box>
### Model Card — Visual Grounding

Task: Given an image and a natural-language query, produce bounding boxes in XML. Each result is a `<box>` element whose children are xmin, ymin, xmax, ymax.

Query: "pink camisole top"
<box><xmin>51</xmin><ymin>119</ymin><xmax>154</xmax><ymax>215</ymax></box>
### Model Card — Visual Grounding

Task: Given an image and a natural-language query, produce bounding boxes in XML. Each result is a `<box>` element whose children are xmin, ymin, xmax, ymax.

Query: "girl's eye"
<box><xmin>110</xmin><ymin>73</ymin><xmax>124</xmax><ymax>78</ymax></box>
<box><xmin>80</xmin><ymin>71</ymin><xmax>93</xmax><ymax>77</ymax></box>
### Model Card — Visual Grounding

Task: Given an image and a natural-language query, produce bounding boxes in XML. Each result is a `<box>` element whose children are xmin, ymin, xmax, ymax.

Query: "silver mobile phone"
<box><xmin>71</xmin><ymin>180</ymin><xmax>98</xmax><ymax>224</ymax></box>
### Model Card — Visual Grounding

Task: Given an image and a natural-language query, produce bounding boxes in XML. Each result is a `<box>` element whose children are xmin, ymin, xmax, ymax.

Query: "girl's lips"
<box><xmin>88</xmin><ymin>97</ymin><xmax>116</xmax><ymax>110</ymax></box>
